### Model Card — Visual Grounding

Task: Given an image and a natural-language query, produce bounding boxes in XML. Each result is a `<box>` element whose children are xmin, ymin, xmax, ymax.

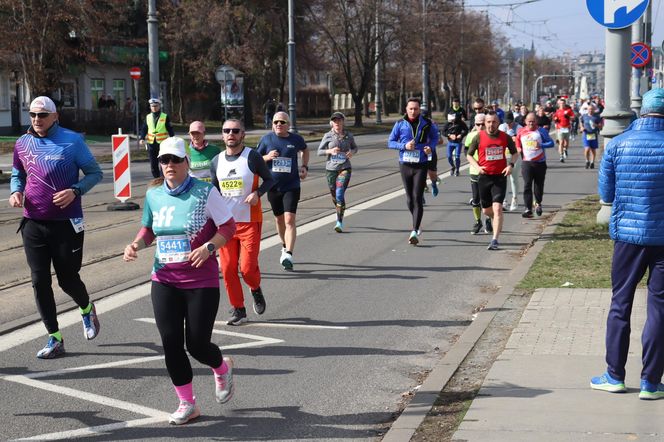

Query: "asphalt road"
<box><xmin>0</xmin><ymin>134</ymin><xmax>600</xmax><ymax>440</ymax></box>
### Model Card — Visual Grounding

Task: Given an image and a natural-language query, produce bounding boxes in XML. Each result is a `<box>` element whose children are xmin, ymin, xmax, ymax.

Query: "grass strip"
<box><xmin>517</xmin><ymin>195</ymin><xmax>615</xmax><ymax>289</ymax></box>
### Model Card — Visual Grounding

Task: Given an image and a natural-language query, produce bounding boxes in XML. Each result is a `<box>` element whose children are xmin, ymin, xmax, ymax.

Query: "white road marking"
<box><xmin>0</xmin><ymin>182</ymin><xmax>408</xmax><ymax>353</ymax></box>
<box><xmin>4</xmin><ymin>375</ymin><xmax>168</xmax><ymax>418</ymax></box>
<box><xmin>0</xmin><ymin>284</ymin><xmax>149</xmax><ymax>353</ymax></box>
<box><xmin>1</xmin><ymin>172</ymin><xmax>433</xmax><ymax>441</ymax></box>
<box><xmin>13</xmin><ymin>417</ymin><xmax>165</xmax><ymax>441</ymax></box>
<box><xmin>3</xmin><ymin>321</ymin><xmax>286</xmax><ymax>440</ymax></box>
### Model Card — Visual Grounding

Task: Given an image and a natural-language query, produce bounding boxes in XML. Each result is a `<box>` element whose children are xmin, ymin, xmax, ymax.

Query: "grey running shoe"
<box><xmin>251</xmin><ymin>287</ymin><xmax>266</xmax><ymax>315</ymax></box>
<box><xmin>227</xmin><ymin>307</ymin><xmax>247</xmax><ymax>326</ymax></box>
<box><xmin>81</xmin><ymin>303</ymin><xmax>100</xmax><ymax>340</ymax></box>
<box><xmin>36</xmin><ymin>336</ymin><xmax>65</xmax><ymax>359</ymax></box>
<box><xmin>215</xmin><ymin>357</ymin><xmax>235</xmax><ymax>404</ymax></box>
<box><xmin>169</xmin><ymin>400</ymin><xmax>200</xmax><ymax>425</ymax></box>
<box><xmin>484</xmin><ymin>218</ymin><xmax>493</xmax><ymax>234</ymax></box>
<box><xmin>471</xmin><ymin>220</ymin><xmax>482</xmax><ymax>235</ymax></box>
<box><xmin>487</xmin><ymin>239</ymin><xmax>499</xmax><ymax>250</ymax></box>
<box><xmin>408</xmin><ymin>230</ymin><xmax>419</xmax><ymax>245</ymax></box>
<box><xmin>535</xmin><ymin>204</ymin><xmax>543</xmax><ymax>217</ymax></box>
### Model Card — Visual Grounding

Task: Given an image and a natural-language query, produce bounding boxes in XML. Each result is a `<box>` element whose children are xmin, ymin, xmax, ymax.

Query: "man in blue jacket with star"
<box><xmin>592</xmin><ymin>88</ymin><xmax>664</xmax><ymax>400</ymax></box>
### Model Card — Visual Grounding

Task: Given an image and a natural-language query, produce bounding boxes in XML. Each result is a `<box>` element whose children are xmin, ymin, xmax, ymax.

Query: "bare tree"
<box><xmin>305</xmin><ymin>0</ymin><xmax>397</xmax><ymax>127</ymax></box>
<box><xmin>0</xmin><ymin>0</ymin><xmax>131</xmax><ymax>97</ymax></box>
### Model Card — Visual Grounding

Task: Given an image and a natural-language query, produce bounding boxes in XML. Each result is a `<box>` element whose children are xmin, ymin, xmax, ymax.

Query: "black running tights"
<box><xmin>21</xmin><ymin>218</ymin><xmax>90</xmax><ymax>334</ymax></box>
<box><xmin>151</xmin><ymin>282</ymin><xmax>223</xmax><ymax>386</ymax></box>
<box><xmin>399</xmin><ymin>162</ymin><xmax>428</xmax><ymax>231</ymax></box>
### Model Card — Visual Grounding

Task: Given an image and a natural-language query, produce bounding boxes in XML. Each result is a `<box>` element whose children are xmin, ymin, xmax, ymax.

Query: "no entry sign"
<box><xmin>631</xmin><ymin>42</ymin><xmax>652</xmax><ymax>68</ymax></box>
<box><xmin>129</xmin><ymin>67</ymin><xmax>141</xmax><ymax>80</ymax></box>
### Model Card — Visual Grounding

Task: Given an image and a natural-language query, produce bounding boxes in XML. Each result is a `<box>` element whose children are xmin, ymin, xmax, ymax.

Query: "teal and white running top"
<box><xmin>142</xmin><ymin>179</ymin><xmax>234</xmax><ymax>289</ymax></box>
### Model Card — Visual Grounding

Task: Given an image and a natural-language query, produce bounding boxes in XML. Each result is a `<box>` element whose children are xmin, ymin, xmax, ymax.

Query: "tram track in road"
<box><xmin>0</xmin><ymin>140</ymin><xmax>455</xmax><ymax>331</ymax></box>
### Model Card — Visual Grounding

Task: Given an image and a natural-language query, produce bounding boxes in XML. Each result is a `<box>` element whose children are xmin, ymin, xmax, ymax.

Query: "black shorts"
<box><xmin>478</xmin><ymin>174</ymin><xmax>507</xmax><ymax>209</ymax></box>
<box><xmin>267</xmin><ymin>188</ymin><xmax>301</xmax><ymax>216</ymax></box>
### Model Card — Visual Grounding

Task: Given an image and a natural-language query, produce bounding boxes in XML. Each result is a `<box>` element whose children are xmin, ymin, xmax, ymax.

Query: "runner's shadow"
<box><xmin>50</xmin><ymin>407</ymin><xmax>391</xmax><ymax>441</ymax></box>
<box><xmin>263</xmin><ymin>317</ymin><xmax>472</xmax><ymax>329</ymax></box>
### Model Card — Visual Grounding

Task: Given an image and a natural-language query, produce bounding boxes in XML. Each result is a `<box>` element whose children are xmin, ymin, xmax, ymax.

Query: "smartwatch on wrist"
<box><xmin>205</xmin><ymin>242</ymin><xmax>216</xmax><ymax>255</ymax></box>
<box><xmin>509</xmin><ymin>163</ymin><xmax>515</xmax><ymax>168</ymax></box>
<box><xmin>71</xmin><ymin>187</ymin><xmax>81</xmax><ymax>196</ymax></box>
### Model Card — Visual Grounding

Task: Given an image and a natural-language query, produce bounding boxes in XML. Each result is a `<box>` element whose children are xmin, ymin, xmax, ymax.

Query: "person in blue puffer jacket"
<box><xmin>388</xmin><ymin>97</ymin><xmax>439</xmax><ymax>245</ymax></box>
<box><xmin>592</xmin><ymin>88</ymin><xmax>664</xmax><ymax>400</ymax></box>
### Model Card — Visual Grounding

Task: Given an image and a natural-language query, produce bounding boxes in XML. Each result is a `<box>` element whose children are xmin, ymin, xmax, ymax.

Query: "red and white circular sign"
<box><xmin>129</xmin><ymin>67</ymin><xmax>141</xmax><ymax>80</ymax></box>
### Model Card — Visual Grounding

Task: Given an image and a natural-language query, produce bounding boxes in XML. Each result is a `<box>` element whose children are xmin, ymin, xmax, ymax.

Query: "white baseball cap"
<box><xmin>29</xmin><ymin>96</ymin><xmax>56</xmax><ymax>113</ymax></box>
<box><xmin>158</xmin><ymin>137</ymin><xmax>187</xmax><ymax>159</ymax></box>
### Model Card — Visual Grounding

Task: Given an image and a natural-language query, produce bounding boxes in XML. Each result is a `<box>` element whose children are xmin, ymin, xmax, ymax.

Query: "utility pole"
<box><xmin>421</xmin><ymin>0</ymin><xmax>429</xmax><ymax>113</ymax></box>
<box><xmin>375</xmin><ymin>2</ymin><xmax>382</xmax><ymax>124</ymax></box>
<box><xmin>520</xmin><ymin>46</ymin><xmax>525</xmax><ymax>103</ymax></box>
<box><xmin>147</xmin><ymin>0</ymin><xmax>160</xmax><ymax>101</ymax></box>
<box><xmin>630</xmin><ymin>16</ymin><xmax>644</xmax><ymax>114</ymax></box>
<box><xmin>602</xmin><ymin>28</ymin><xmax>633</xmax><ymax>139</ymax></box>
<box><xmin>288</xmin><ymin>0</ymin><xmax>297</xmax><ymax>131</ymax></box>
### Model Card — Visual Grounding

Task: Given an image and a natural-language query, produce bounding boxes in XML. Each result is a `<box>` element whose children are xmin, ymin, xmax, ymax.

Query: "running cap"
<box><xmin>330</xmin><ymin>111</ymin><xmax>345</xmax><ymax>120</ymax></box>
<box><xmin>641</xmin><ymin>88</ymin><xmax>664</xmax><ymax>115</ymax></box>
<box><xmin>29</xmin><ymin>96</ymin><xmax>56</xmax><ymax>113</ymax></box>
<box><xmin>474</xmin><ymin>113</ymin><xmax>486</xmax><ymax>124</ymax></box>
<box><xmin>148</xmin><ymin>98</ymin><xmax>161</xmax><ymax>105</ymax></box>
<box><xmin>188</xmin><ymin>121</ymin><xmax>205</xmax><ymax>133</ymax></box>
<box><xmin>158</xmin><ymin>137</ymin><xmax>187</xmax><ymax>159</ymax></box>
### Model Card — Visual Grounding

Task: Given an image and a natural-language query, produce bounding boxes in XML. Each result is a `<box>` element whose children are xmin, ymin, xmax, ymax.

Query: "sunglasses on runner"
<box><xmin>29</xmin><ymin>112</ymin><xmax>52</xmax><ymax>119</ymax></box>
<box><xmin>273</xmin><ymin>120</ymin><xmax>288</xmax><ymax>125</ymax></box>
<box><xmin>158</xmin><ymin>154</ymin><xmax>186</xmax><ymax>165</ymax></box>
<box><xmin>222</xmin><ymin>128</ymin><xmax>242</xmax><ymax>134</ymax></box>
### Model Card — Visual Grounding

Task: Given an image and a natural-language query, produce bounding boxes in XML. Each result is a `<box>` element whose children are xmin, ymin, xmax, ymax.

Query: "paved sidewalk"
<box><xmin>453</xmin><ymin>287</ymin><xmax>664</xmax><ymax>441</ymax></box>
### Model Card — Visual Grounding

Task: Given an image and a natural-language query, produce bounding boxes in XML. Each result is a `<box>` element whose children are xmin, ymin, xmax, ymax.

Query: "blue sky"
<box><xmin>466</xmin><ymin>0</ymin><xmax>663</xmax><ymax>56</ymax></box>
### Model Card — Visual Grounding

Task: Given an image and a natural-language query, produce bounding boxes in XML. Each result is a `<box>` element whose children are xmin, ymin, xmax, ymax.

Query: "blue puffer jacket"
<box><xmin>598</xmin><ymin>116</ymin><xmax>664</xmax><ymax>245</ymax></box>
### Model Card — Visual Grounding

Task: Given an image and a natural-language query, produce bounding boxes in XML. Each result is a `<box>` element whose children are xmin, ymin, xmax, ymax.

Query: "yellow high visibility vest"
<box><xmin>146</xmin><ymin>112</ymin><xmax>169</xmax><ymax>144</ymax></box>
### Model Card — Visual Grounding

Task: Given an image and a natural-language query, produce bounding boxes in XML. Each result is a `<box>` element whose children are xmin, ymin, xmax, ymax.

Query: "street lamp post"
<box><xmin>287</xmin><ymin>0</ymin><xmax>297</xmax><ymax>131</ymax></box>
<box><xmin>421</xmin><ymin>0</ymin><xmax>429</xmax><ymax>113</ymax></box>
<box><xmin>375</xmin><ymin>3</ymin><xmax>382</xmax><ymax>124</ymax></box>
<box><xmin>147</xmin><ymin>0</ymin><xmax>160</xmax><ymax>101</ymax></box>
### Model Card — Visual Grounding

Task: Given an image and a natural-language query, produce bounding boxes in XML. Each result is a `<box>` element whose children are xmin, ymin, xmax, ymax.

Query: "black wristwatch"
<box><xmin>205</xmin><ymin>242</ymin><xmax>216</xmax><ymax>254</ymax></box>
<box><xmin>71</xmin><ymin>187</ymin><xmax>81</xmax><ymax>196</ymax></box>
<box><xmin>509</xmin><ymin>163</ymin><xmax>515</xmax><ymax>168</ymax></box>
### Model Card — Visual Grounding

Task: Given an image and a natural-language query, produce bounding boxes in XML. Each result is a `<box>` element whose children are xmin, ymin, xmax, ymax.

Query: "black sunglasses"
<box><xmin>29</xmin><ymin>112</ymin><xmax>52</xmax><ymax>119</ymax></box>
<box><xmin>273</xmin><ymin>120</ymin><xmax>288</xmax><ymax>125</ymax></box>
<box><xmin>159</xmin><ymin>154</ymin><xmax>186</xmax><ymax>165</ymax></box>
<box><xmin>475</xmin><ymin>123</ymin><xmax>484</xmax><ymax>127</ymax></box>
<box><xmin>222</xmin><ymin>128</ymin><xmax>241</xmax><ymax>134</ymax></box>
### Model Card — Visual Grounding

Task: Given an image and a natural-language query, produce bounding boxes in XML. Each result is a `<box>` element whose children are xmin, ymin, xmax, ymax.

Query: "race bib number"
<box><xmin>272</xmin><ymin>157</ymin><xmax>292</xmax><ymax>173</ymax></box>
<box><xmin>330</xmin><ymin>152</ymin><xmax>347</xmax><ymax>164</ymax></box>
<box><xmin>219</xmin><ymin>177</ymin><xmax>244</xmax><ymax>197</ymax></box>
<box><xmin>524</xmin><ymin>139</ymin><xmax>538</xmax><ymax>151</ymax></box>
<box><xmin>586</xmin><ymin>133</ymin><xmax>596</xmax><ymax>141</ymax></box>
<box><xmin>157</xmin><ymin>235</ymin><xmax>191</xmax><ymax>263</ymax></box>
<box><xmin>402</xmin><ymin>150</ymin><xmax>421</xmax><ymax>163</ymax></box>
<box><xmin>560</xmin><ymin>127</ymin><xmax>569</xmax><ymax>134</ymax></box>
<box><xmin>485</xmin><ymin>147</ymin><xmax>504</xmax><ymax>161</ymax></box>
<box><xmin>70</xmin><ymin>217</ymin><xmax>85</xmax><ymax>233</ymax></box>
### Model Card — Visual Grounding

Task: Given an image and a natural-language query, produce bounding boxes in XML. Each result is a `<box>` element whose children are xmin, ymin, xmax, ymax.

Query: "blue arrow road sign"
<box><xmin>586</xmin><ymin>0</ymin><xmax>650</xmax><ymax>29</ymax></box>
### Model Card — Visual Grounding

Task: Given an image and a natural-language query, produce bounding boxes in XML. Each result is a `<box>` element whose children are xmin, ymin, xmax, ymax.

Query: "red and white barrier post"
<box><xmin>107</xmin><ymin>129</ymin><xmax>139</xmax><ymax>211</ymax></box>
